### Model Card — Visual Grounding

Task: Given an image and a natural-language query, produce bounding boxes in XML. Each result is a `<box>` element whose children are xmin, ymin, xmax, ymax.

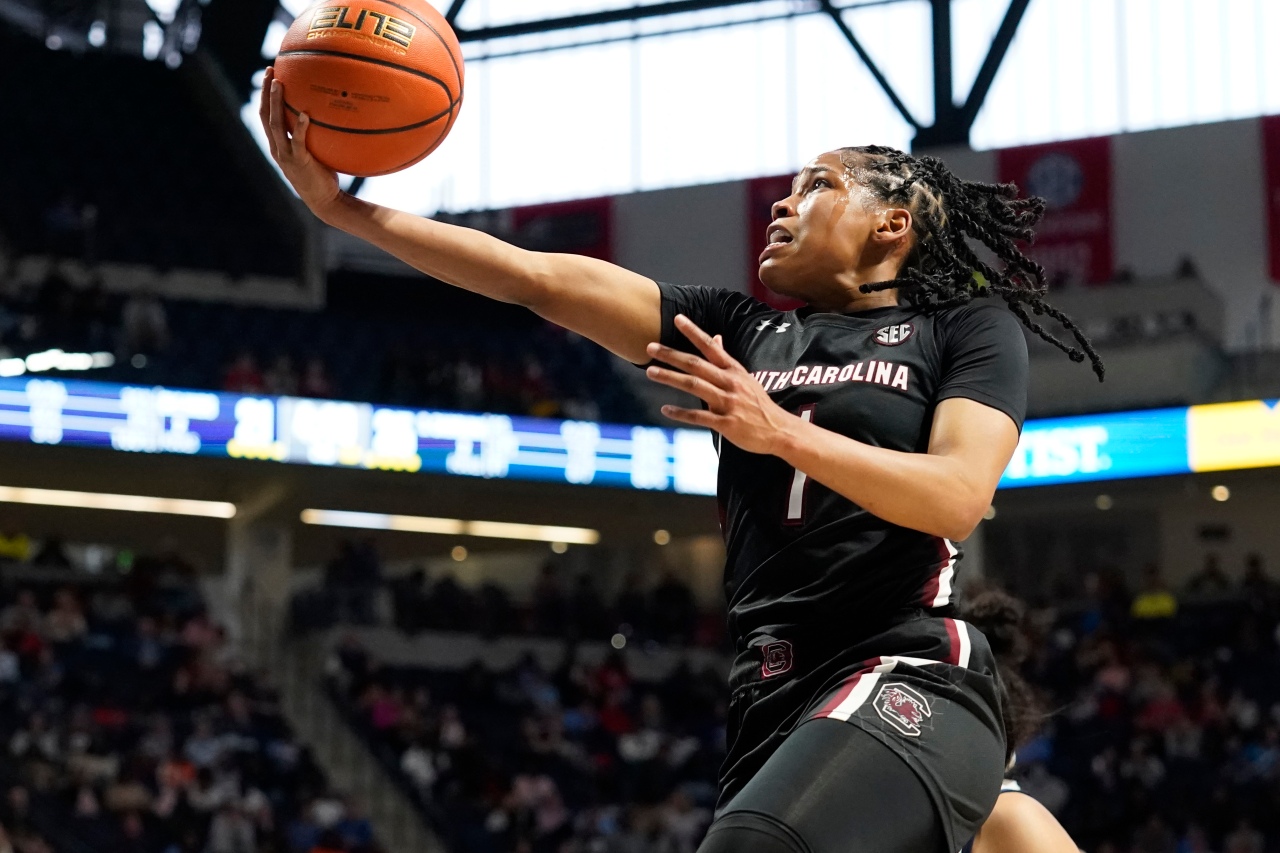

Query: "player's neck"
<box><xmin>812</xmin><ymin>270</ymin><xmax>901</xmax><ymax>314</ymax></box>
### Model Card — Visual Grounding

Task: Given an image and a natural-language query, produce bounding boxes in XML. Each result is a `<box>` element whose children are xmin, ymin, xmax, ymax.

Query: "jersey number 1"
<box><xmin>784</xmin><ymin>406</ymin><xmax>815</xmax><ymax>523</ymax></box>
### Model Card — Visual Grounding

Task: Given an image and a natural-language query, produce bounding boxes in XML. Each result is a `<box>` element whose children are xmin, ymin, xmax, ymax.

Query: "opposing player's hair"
<box><xmin>838</xmin><ymin>145</ymin><xmax>1105</xmax><ymax>381</ymax></box>
<box><xmin>958</xmin><ymin>589</ymin><xmax>1042</xmax><ymax>753</ymax></box>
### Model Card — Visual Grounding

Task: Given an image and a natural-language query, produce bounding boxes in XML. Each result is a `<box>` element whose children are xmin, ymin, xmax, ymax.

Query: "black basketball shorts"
<box><xmin>703</xmin><ymin>616</ymin><xmax>1008</xmax><ymax>853</ymax></box>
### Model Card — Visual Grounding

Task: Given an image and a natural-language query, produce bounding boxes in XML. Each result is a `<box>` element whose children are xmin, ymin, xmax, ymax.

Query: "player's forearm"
<box><xmin>319</xmin><ymin>193</ymin><xmax>661</xmax><ymax>362</ymax></box>
<box><xmin>774</xmin><ymin>418</ymin><xmax>992</xmax><ymax>540</ymax></box>
<box><xmin>322</xmin><ymin>192</ymin><xmax>553</xmax><ymax>307</ymax></box>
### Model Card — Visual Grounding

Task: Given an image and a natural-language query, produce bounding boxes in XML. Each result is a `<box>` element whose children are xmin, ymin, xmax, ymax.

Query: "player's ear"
<box><xmin>873</xmin><ymin>207</ymin><xmax>912</xmax><ymax>243</ymax></box>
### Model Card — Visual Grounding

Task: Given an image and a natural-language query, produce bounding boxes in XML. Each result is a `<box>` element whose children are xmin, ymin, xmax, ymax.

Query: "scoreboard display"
<box><xmin>0</xmin><ymin>378</ymin><xmax>1276</xmax><ymax>493</ymax></box>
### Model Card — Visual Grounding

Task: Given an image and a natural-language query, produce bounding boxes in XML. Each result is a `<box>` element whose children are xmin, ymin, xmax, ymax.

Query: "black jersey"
<box><xmin>654</xmin><ymin>281</ymin><xmax>1028</xmax><ymax>666</ymax></box>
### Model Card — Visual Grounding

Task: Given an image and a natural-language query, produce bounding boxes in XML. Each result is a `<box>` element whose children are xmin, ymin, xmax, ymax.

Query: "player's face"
<box><xmin>758</xmin><ymin>151</ymin><xmax>903</xmax><ymax>304</ymax></box>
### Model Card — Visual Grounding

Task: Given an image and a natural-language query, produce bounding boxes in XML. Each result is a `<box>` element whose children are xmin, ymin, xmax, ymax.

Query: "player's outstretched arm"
<box><xmin>259</xmin><ymin>68</ymin><xmax>661</xmax><ymax>365</ymax></box>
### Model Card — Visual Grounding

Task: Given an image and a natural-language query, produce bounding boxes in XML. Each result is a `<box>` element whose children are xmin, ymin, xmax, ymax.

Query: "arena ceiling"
<box><xmin>434</xmin><ymin>0</ymin><xmax>1031</xmax><ymax>148</ymax></box>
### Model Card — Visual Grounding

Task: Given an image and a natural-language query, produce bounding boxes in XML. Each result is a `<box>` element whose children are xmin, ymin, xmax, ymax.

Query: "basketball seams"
<box><xmin>365</xmin><ymin>0</ymin><xmax>463</xmax><ymax>92</ymax></box>
<box><xmin>276</xmin><ymin>48</ymin><xmax>453</xmax><ymax>94</ymax></box>
<box><xmin>282</xmin><ymin>98</ymin><xmax>454</xmax><ymax>135</ymax></box>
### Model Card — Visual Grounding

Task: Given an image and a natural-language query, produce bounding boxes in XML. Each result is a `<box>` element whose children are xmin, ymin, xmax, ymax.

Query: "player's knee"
<box><xmin>697</xmin><ymin>811</ymin><xmax>811</xmax><ymax>853</ymax></box>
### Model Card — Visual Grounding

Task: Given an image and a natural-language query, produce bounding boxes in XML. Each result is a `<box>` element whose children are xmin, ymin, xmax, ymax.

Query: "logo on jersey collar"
<box><xmin>873</xmin><ymin>323</ymin><xmax>914</xmax><ymax>346</ymax></box>
<box><xmin>874</xmin><ymin>682</ymin><xmax>932</xmax><ymax>737</ymax></box>
<box><xmin>755</xmin><ymin>320</ymin><xmax>791</xmax><ymax>334</ymax></box>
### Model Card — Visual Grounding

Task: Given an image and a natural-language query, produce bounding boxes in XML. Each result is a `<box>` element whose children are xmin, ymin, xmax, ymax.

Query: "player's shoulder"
<box><xmin>926</xmin><ymin>299</ymin><xmax>1026</xmax><ymax>348</ymax></box>
<box><xmin>657</xmin><ymin>281</ymin><xmax>774</xmax><ymax>315</ymax></box>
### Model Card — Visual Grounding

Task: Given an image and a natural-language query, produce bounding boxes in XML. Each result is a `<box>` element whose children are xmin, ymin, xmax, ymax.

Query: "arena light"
<box><xmin>0</xmin><ymin>486</ymin><xmax>236</xmax><ymax>518</ymax></box>
<box><xmin>300</xmin><ymin>509</ymin><xmax>600</xmax><ymax>545</ymax></box>
<box><xmin>0</xmin><ymin>349</ymin><xmax>115</xmax><ymax>378</ymax></box>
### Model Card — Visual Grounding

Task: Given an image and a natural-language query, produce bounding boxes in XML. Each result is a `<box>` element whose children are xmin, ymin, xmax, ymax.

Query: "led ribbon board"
<box><xmin>0</xmin><ymin>377</ymin><xmax>719</xmax><ymax>495</ymax></box>
<box><xmin>0</xmin><ymin>378</ymin><xmax>1275</xmax><ymax>492</ymax></box>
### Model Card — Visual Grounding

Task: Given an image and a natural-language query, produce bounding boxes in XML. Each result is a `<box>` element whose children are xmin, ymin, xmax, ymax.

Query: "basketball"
<box><xmin>273</xmin><ymin>0</ymin><xmax>464</xmax><ymax>177</ymax></box>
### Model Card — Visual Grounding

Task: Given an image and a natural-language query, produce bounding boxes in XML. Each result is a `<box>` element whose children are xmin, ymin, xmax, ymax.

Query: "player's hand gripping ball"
<box><xmin>271</xmin><ymin>0</ymin><xmax>464</xmax><ymax>177</ymax></box>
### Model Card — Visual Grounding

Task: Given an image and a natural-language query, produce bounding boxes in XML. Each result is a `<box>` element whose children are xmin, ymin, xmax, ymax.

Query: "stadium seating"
<box><xmin>0</xmin><ymin>271</ymin><xmax>649</xmax><ymax>423</ymax></box>
<box><xmin>0</xmin><ymin>28</ymin><xmax>297</xmax><ymax>277</ymax></box>
<box><xmin>0</xmin><ymin>554</ymin><xmax>379</xmax><ymax>853</ymax></box>
<box><xmin>325</xmin><ymin>558</ymin><xmax>1280</xmax><ymax>853</ymax></box>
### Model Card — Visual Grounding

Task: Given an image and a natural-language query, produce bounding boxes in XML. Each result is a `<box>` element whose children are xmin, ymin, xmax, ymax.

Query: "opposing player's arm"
<box><xmin>646</xmin><ymin>315</ymin><xmax>1018</xmax><ymax>541</ymax></box>
<box><xmin>259</xmin><ymin>68</ymin><xmax>661</xmax><ymax>364</ymax></box>
<box><xmin>972</xmin><ymin>793</ymin><xmax>1079</xmax><ymax>853</ymax></box>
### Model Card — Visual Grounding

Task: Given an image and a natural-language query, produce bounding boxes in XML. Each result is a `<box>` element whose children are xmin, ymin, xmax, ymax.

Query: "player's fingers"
<box><xmin>292</xmin><ymin>112</ymin><xmax>312</xmax><ymax>157</ymax></box>
<box><xmin>645</xmin><ymin>343</ymin><xmax>728</xmax><ymax>387</ymax></box>
<box><xmin>258</xmin><ymin>72</ymin><xmax>278</xmax><ymax>160</ymax></box>
<box><xmin>267</xmin><ymin>79</ymin><xmax>290</xmax><ymax>156</ymax></box>
<box><xmin>675</xmin><ymin>314</ymin><xmax>737</xmax><ymax>369</ymax></box>
<box><xmin>645</xmin><ymin>365</ymin><xmax>729</xmax><ymax>409</ymax></box>
<box><xmin>659</xmin><ymin>405</ymin><xmax>719</xmax><ymax>429</ymax></box>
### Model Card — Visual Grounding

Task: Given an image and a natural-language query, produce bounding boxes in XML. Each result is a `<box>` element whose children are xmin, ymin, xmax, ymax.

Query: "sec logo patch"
<box><xmin>874</xmin><ymin>323</ymin><xmax>913</xmax><ymax>346</ymax></box>
<box><xmin>874</xmin><ymin>682</ymin><xmax>932</xmax><ymax>737</ymax></box>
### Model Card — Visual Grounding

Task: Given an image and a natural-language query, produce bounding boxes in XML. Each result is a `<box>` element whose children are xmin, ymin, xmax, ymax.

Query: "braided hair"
<box><xmin>838</xmin><ymin>145</ymin><xmax>1105</xmax><ymax>381</ymax></box>
<box><xmin>958</xmin><ymin>589</ymin><xmax>1043</xmax><ymax>756</ymax></box>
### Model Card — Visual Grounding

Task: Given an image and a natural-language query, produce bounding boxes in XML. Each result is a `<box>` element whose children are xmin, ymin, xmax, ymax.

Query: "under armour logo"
<box><xmin>756</xmin><ymin>320</ymin><xmax>791</xmax><ymax>334</ymax></box>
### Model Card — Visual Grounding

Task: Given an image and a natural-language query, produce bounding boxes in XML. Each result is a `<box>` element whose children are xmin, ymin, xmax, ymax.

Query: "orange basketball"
<box><xmin>273</xmin><ymin>0</ymin><xmax>464</xmax><ymax>177</ymax></box>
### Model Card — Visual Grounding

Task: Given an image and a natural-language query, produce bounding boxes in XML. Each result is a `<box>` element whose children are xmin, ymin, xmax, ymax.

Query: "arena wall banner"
<box><xmin>1263</xmin><ymin>115</ymin><xmax>1280</xmax><ymax>283</ymax></box>
<box><xmin>0</xmin><ymin>378</ymin><xmax>1277</xmax><ymax>494</ymax></box>
<box><xmin>747</xmin><ymin>175</ymin><xmax>804</xmax><ymax>310</ymax></box>
<box><xmin>511</xmin><ymin>196</ymin><xmax>613</xmax><ymax>261</ymax></box>
<box><xmin>997</xmin><ymin>136</ymin><xmax>1114</xmax><ymax>285</ymax></box>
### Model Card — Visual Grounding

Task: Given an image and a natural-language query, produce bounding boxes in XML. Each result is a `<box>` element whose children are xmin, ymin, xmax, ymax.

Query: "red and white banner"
<box><xmin>512</xmin><ymin>196</ymin><xmax>613</xmax><ymax>261</ymax></box>
<box><xmin>997</xmin><ymin>136</ymin><xmax>1114</xmax><ymax>286</ymax></box>
<box><xmin>1262</xmin><ymin>115</ymin><xmax>1280</xmax><ymax>283</ymax></box>
<box><xmin>747</xmin><ymin>175</ymin><xmax>804</xmax><ymax>310</ymax></box>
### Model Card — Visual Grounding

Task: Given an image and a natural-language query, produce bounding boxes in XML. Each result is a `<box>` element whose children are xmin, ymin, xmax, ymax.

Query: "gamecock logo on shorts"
<box><xmin>874</xmin><ymin>682</ymin><xmax>932</xmax><ymax>737</ymax></box>
<box><xmin>760</xmin><ymin>640</ymin><xmax>794</xmax><ymax>678</ymax></box>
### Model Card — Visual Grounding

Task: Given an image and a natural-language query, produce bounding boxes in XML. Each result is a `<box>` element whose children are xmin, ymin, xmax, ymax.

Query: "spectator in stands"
<box><xmin>649</xmin><ymin>571</ymin><xmax>697</xmax><ymax>645</ymax></box>
<box><xmin>299</xmin><ymin>355</ymin><xmax>335</xmax><ymax>399</ymax></box>
<box><xmin>265</xmin><ymin>353</ymin><xmax>300</xmax><ymax>396</ymax></box>
<box><xmin>1184</xmin><ymin>555</ymin><xmax>1230</xmax><ymax>598</ymax></box>
<box><xmin>0</xmin><ymin>518</ymin><xmax>30</xmax><ymax>563</ymax></box>
<box><xmin>532</xmin><ymin>563</ymin><xmax>568</xmax><ymax>637</ymax></box>
<box><xmin>119</xmin><ymin>286</ymin><xmax>170</xmax><ymax>358</ymax></box>
<box><xmin>31</xmin><ymin>535</ymin><xmax>71</xmax><ymax>569</ymax></box>
<box><xmin>568</xmin><ymin>574</ymin><xmax>609</xmax><ymax>640</ymax></box>
<box><xmin>323</xmin><ymin>540</ymin><xmax>383</xmax><ymax>625</ymax></box>
<box><xmin>376</xmin><ymin>343</ymin><xmax>418</xmax><ymax>406</ymax></box>
<box><xmin>1240</xmin><ymin>553</ymin><xmax>1278</xmax><ymax>607</ymax></box>
<box><xmin>614</xmin><ymin>571</ymin><xmax>650</xmax><ymax>640</ymax></box>
<box><xmin>1131</xmin><ymin>563</ymin><xmax>1178</xmax><ymax>621</ymax></box>
<box><xmin>221</xmin><ymin>351</ymin><xmax>265</xmax><ymax>394</ymax></box>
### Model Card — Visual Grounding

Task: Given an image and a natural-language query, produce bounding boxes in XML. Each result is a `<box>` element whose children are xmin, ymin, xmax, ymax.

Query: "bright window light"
<box><xmin>0</xmin><ymin>486</ymin><xmax>236</xmax><ymax>518</ymax></box>
<box><xmin>300</xmin><ymin>509</ymin><xmax>600</xmax><ymax>544</ymax></box>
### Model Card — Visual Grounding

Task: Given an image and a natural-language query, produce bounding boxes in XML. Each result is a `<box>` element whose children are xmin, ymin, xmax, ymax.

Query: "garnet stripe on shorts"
<box><xmin>921</xmin><ymin>538</ymin><xmax>959</xmax><ymax>608</ymax></box>
<box><xmin>944</xmin><ymin>618</ymin><xmax>972</xmax><ymax>668</ymax></box>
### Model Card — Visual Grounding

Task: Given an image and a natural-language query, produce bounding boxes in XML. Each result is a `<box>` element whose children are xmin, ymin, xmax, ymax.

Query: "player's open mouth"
<box><xmin>766</xmin><ymin>225</ymin><xmax>793</xmax><ymax>247</ymax></box>
<box><xmin>761</xmin><ymin>226</ymin><xmax>793</xmax><ymax>262</ymax></box>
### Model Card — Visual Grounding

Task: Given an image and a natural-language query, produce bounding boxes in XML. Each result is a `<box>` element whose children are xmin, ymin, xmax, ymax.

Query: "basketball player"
<box><xmin>261</xmin><ymin>71</ymin><xmax>1104</xmax><ymax>853</ymax></box>
<box><xmin>958</xmin><ymin>590</ymin><xmax>1080</xmax><ymax>853</ymax></box>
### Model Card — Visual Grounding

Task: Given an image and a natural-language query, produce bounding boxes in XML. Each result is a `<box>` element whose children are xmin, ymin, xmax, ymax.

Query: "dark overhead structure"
<box><xmin>438</xmin><ymin>0</ymin><xmax>1032</xmax><ymax>150</ymax></box>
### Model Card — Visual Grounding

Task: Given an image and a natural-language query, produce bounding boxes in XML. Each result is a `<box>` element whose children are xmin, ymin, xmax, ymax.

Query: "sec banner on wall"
<box><xmin>1264</xmin><ymin>115</ymin><xmax>1280</xmax><ymax>283</ymax></box>
<box><xmin>997</xmin><ymin>136</ymin><xmax>1114</xmax><ymax>285</ymax></box>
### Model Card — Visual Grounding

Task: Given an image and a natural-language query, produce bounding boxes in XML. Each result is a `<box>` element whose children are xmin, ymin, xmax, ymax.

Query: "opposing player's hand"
<box><xmin>259</xmin><ymin>67</ymin><xmax>341</xmax><ymax>218</ymax></box>
<box><xmin>645</xmin><ymin>315</ymin><xmax>799</xmax><ymax>456</ymax></box>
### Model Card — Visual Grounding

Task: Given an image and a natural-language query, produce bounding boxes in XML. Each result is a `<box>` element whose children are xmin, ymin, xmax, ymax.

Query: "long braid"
<box><xmin>839</xmin><ymin>145</ymin><xmax>1105</xmax><ymax>380</ymax></box>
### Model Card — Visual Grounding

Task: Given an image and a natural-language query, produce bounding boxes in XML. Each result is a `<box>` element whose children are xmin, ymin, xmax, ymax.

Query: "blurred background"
<box><xmin>2</xmin><ymin>1</ymin><xmax>1280</xmax><ymax>852</ymax></box>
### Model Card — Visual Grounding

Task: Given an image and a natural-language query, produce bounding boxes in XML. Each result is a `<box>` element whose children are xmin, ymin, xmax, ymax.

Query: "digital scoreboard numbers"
<box><xmin>0</xmin><ymin>378</ymin><xmax>719</xmax><ymax>495</ymax></box>
<box><xmin>1</xmin><ymin>378</ymin><xmax>1276</xmax><ymax>494</ymax></box>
